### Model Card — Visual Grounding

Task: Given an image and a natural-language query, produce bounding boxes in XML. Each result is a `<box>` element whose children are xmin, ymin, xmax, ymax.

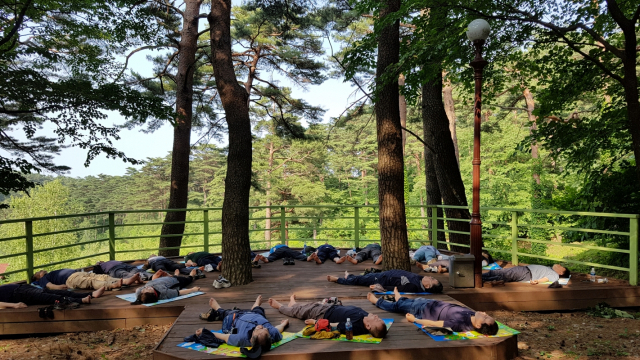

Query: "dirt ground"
<box><xmin>0</xmin><ymin>311</ymin><xmax>638</xmax><ymax>360</ymax></box>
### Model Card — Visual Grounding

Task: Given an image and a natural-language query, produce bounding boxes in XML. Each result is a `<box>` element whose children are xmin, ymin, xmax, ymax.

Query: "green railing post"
<box><xmin>280</xmin><ymin>206</ymin><xmax>286</xmax><ymax>245</ymax></box>
<box><xmin>354</xmin><ymin>206</ymin><xmax>360</xmax><ymax>248</ymax></box>
<box><xmin>203</xmin><ymin>210</ymin><xmax>209</xmax><ymax>253</ymax></box>
<box><xmin>108</xmin><ymin>212</ymin><xmax>116</xmax><ymax>261</ymax></box>
<box><xmin>431</xmin><ymin>206</ymin><xmax>438</xmax><ymax>249</ymax></box>
<box><xmin>25</xmin><ymin>220</ymin><xmax>34</xmax><ymax>282</ymax></box>
<box><xmin>630</xmin><ymin>216</ymin><xmax>638</xmax><ymax>286</ymax></box>
<box><xmin>511</xmin><ymin>211</ymin><xmax>519</xmax><ymax>266</ymax></box>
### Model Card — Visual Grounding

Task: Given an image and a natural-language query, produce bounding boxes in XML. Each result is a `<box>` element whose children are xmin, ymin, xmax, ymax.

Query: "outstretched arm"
<box><xmin>178</xmin><ymin>287</ymin><xmax>201</xmax><ymax>295</ymax></box>
<box><xmin>213</xmin><ymin>332</ymin><xmax>230</xmax><ymax>342</ymax></box>
<box><xmin>530</xmin><ymin>277</ymin><xmax>549</xmax><ymax>285</ymax></box>
<box><xmin>406</xmin><ymin>313</ymin><xmax>444</xmax><ymax>327</ymax></box>
<box><xmin>0</xmin><ymin>302</ymin><xmax>27</xmax><ymax>309</ymax></box>
<box><xmin>275</xmin><ymin>319</ymin><xmax>289</xmax><ymax>333</ymax></box>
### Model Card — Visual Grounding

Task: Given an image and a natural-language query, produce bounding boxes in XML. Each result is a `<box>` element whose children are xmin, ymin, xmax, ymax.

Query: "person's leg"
<box><xmin>412</xmin><ymin>246</ymin><xmax>428</xmax><ymax>263</ymax></box>
<box><xmin>482</xmin><ymin>269</ymin><xmax>505</xmax><ymax>282</ymax></box>
<box><xmin>67</xmin><ymin>272</ymin><xmax>116</xmax><ymax>290</ymax></box>
<box><xmin>42</xmin><ymin>288</ymin><xmax>90</xmax><ymax>299</ymax></box>
<box><xmin>336</xmin><ymin>272</ymin><xmax>377</xmax><ymax>286</ymax></box>
<box><xmin>316</xmin><ymin>248</ymin><xmax>329</xmax><ymax>263</ymax></box>
<box><xmin>354</xmin><ymin>249</ymin><xmax>369</xmax><ymax>263</ymax></box>
<box><xmin>277</xmin><ymin>302</ymin><xmax>331</xmax><ymax>320</ymax></box>
<box><xmin>11</xmin><ymin>285</ymin><xmax>68</xmax><ymax>306</ymax></box>
<box><xmin>197</xmin><ymin>255</ymin><xmax>222</xmax><ymax>268</ymax></box>
<box><xmin>327</xmin><ymin>248</ymin><xmax>340</xmax><ymax>262</ymax></box>
<box><xmin>267</xmin><ymin>247</ymin><xmax>288</xmax><ymax>262</ymax></box>
<box><xmin>285</xmin><ymin>249</ymin><xmax>307</xmax><ymax>261</ymax></box>
<box><xmin>501</xmin><ymin>266</ymin><xmax>531</xmax><ymax>282</ymax></box>
<box><xmin>375</xmin><ymin>296</ymin><xmax>416</xmax><ymax>313</ymax></box>
<box><xmin>175</xmin><ymin>276</ymin><xmax>194</xmax><ymax>289</ymax></box>
<box><xmin>371</xmin><ymin>247</ymin><xmax>382</xmax><ymax>264</ymax></box>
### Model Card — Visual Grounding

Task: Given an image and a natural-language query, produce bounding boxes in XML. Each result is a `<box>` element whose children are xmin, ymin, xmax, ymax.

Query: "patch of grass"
<box><xmin>548</xmin><ymin>325</ymin><xmax>556</xmax><ymax>331</ymax></box>
<box><xmin>587</xmin><ymin>302</ymin><xmax>635</xmax><ymax>319</ymax></box>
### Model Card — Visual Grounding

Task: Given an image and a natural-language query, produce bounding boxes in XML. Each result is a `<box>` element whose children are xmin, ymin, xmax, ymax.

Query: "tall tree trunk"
<box><xmin>424</xmin><ymin>150</ymin><xmax>446</xmax><ymax>244</ymax></box>
<box><xmin>159</xmin><ymin>0</ymin><xmax>201</xmax><ymax>257</ymax></box>
<box><xmin>375</xmin><ymin>0</ymin><xmax>410</xmax><ymax>271</ymax></box>
<box><xmin>209</xmin><ymin>0</ymin><xmax>253</xmax><ymax>285</ymax></box>
<box><xmin>523</xmin><ymin>88</ymin><xmax>540</xmax><ymax>185</ymax></box>
<box><xmin>265</xmin><ymin>141</ymin><xmax>275</xmax><ymax>245</ymax></box>
<box><xmin>399</xmin><ymin>74</ymin><xmax>407</xmax><ymax>155</ymax></box>
<box><xmin>442</xmin><ymin>78</ymin><xmax>460</xmax><ymax>165</ymax></box>
<box><xmin>422</xmin><ymin>70</ymin><xmax>471</xmax><ymax>253</ymax></box>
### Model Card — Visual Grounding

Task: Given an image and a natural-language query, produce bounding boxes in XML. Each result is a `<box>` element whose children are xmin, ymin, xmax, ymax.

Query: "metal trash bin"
<box><xmin>449</xmin><ymin>254</ymin><xmax>475</xmax><ymax>288</ymax></box>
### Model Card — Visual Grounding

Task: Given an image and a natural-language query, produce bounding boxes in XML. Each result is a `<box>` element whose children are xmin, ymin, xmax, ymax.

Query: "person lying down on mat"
<box><xmin>0</xmin><ymin>283</ymin><xmax>105</xmax><ymax>308</ymax></box>
<box><xmin>131</xmin><ymin>269</ymin><xmax>201</xmax><ymax>304</ymax></box>
<box><xmin>367</xmin><ymin>287</ymin><xmax>499</xmax><ymax>335</ymax></box>
<box><xmin>328</xmin><ymin>269</ymin><xmax>444</xmax><ymax>294</ymax></box>
<box><xmin>195</xmin><ymin>295</ymin><xmax>288</xmax><ymax>359</ymax></box>
<box><xmin>482</xmin><ymin>263</ymin><xmax>570</xmax><ymax>285</ymax></box>
<box><xmin>267</xmin><ymin>294</ymin><xmax>388</xmax><ymax>338</ymax></box>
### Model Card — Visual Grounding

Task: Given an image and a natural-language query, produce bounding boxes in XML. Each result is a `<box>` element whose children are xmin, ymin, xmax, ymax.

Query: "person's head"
<box><xmin>30</xmin><ymin>270</ymin><xmax>47</xmax><ymax>283</ymax></box>
<box><xmin>131</xmin><ymin>287</ymin><xmax>159</xmax><ymax>305</ymax></box>
<box><xmin>363</xmin><ymin>313</ymin><xmax>388</xmax><ymax>338</ymax></box>
<box><xmin>422</xmin><ymin>276</ymin><xmax>443</xmax><ymax>293</ymax></box>
<box><xmin>240</xmin><ymin>325</ymin><xmax>272</xmax><ymax>358</ymax></box>
<box><xmin>141</xmin><ymin>260</ymin><xmax>150</xmax><ymax>270</ymax></box>
<box><xmin>472</xmin><ymin>311</ymin><xmax>499</xmax><ymax>335</ymax></box>
<box><xmin>96</xmin><ymin>261</ymin><xmax>105</xmax><ymax>265</ymax></box>
<box><xmin>552</xmin><ymin>264</ymin><xmax>570</xmax><ymax>278</ymax></box>
<box><xmin>481</xmin><ymin>251</ymin><xmax>494</xmax><ymax>264</ymax></box>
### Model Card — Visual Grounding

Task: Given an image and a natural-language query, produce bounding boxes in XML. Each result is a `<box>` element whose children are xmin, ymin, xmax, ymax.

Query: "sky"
<box><xmin>47</xmin><ymin>47</ymin><xmax>360</xmax><ymax>179</ymax></box>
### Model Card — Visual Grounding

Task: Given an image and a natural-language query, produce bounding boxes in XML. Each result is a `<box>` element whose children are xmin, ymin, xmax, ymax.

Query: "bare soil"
<box><xmin>0</xmin><ymin>311</ymin><xmax>638</xmax><ymax>360</ymax></box>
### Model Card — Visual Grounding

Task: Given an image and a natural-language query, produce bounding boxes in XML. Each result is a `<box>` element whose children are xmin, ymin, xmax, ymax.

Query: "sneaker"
<box><xmin>251</xmin><ymin>260</ymin><xmax>261</xmax><ymax>269</ymax></box>
<box><xmin>204</xmin><ymin>264</ymin><xmax>214</xmax><ymax>272</ymax></box>
<box><xmin>213</xmin><ymin>275</ymin><xmax>231</xmax><ymax>288</ymax></box>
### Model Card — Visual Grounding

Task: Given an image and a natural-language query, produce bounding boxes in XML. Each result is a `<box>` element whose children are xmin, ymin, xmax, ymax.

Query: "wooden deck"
<box><xmin>2</xmin><ymin>253</ymin><xmax>640</xmax><ymax>359</ymax></box>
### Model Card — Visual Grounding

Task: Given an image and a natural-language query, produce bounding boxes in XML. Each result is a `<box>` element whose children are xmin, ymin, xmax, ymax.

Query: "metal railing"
<box><xmin>0</xmin><ymin>205</ymin><xmax>637</xmax><ymax>285</ymax></box>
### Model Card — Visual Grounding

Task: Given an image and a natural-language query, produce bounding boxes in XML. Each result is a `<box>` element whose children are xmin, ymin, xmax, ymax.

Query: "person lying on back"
<box><xmin>367</xmin><ymin>287</ymin><xmax>498</xmax><ymax>335</ymax></box>
<box><xmin>252</xmin><ymin>245</ymin><xmax>307</xmax><ymax>264</ymax></box>
<box><xmin>482</xmin><ymin>264</ymin><xmax>570</xmax><ymax>285</ymax></box>
<box><xmin>345</xmin><ymin>243</ymin><xmax>383</xmax><ymax>265</ymax></box>
<box><xmin>184</xmin><ymin>252</ymin><xmax>222</xmax><ymax>272</ymax></box>
<box><xmin>142</xmin><ymin>255</ymin><xmax>201</xmax><ymax>276</ymax></box>
<box><xmin>0</xmin><ymin>283</ymin><xmax>105</xmax><ymax>308</ymax></box>
<box><xmin>328</xmin><ymin>269</ymin><xmax>443</xmax><ymax>293</ymax></box>
<box><xmin>267</xmin><ymin>294</ymin><xmax>387</xmax><ymax>338</ymax></box>
<box><xmin>131</xmin><ymin>268</ymin><xmax>201</xmax><ymax>304</ymax></box>
<box><xmin>307</xmin><ymin>244</ymin><xmax>347</xmax><ymax>264</ymax></box>
<box><xmin>31</xmin><ymin>268</ymin><xmax>140</xmax><ymax>291</ymax></box>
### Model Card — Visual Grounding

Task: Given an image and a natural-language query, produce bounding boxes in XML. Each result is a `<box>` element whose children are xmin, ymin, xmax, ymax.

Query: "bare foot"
<box><xmin>189</xmin><ymin>268</ymin><xmax>197</xmax><ymax>277</ymax></box>
<box><xmin>82</xmin><ymin>295</ymin><xmax>91</xmax><ymax>304</ymax></box>
<box><xmin>437</xmin><ymin>265</ymin><xmax>447</xmax><ymax>273</ymax></box>
<box><xmin>174</xmin><ymin>269</ymin><xmax>180</xmax><ymax>276</ymax></box>
<box><xmin>344</xmin><ymin>270</ymin><xmax>349</xmax><ymax>278</ymax></box>
<box><xmin>92</xmin><ymin>287</ymin><xmax>106</xmax><ymax>299</ymax></box>
<box><xmin>374</xmin><ymin>255</ymin><xmax>383</xmax><ymax>265</ymax></box>
<box><xmin>335</xmin><ymin>256</ymin><xmax>346</xmax><ymax>264</ymax></box>
<box><xmin>253</xmin><ymin>295</ymin><xmax>263</xmax><ymax>308</ymax></box>
<box><xmin>288</xmin><ymin>294</ymin><xmax>297</xmax><ymax>307</ymax></box>
<box><xmin>216</xmin><ymin>261</ymin><xmax>222</xmax><ymax>271</ymax></box>
<box><xmin>209</xmin><ymin>297</ymin><xmax>220</xmax><ymax>311</ymax></box>
<box><xmin>123</xmin><ymin>273</ymin><xmax>140</xmax><ymax>286</ymax></box>
<box><xmin>261</xmin><ymin>255</ymin><xmax>269</xmax><ymax>263</ymax></box>
<box><xmin>394</xmin><ymin>287</ymin><xmax>401</xmax><ymax>302</ymax></box>
<box><xmin>327</xmin><ymin>275</ymin><xmax>338</xmax><ymax>282</ymax></box>
<box><xmin>198</xmin><ymin>266</ymin><xmax>205</xmax><ymax>271</ymax></box>
<box><xmin>313</xmin><ymin>253</ymin><xmax>322</xmax><ymax>264</ymax></box>
<box><xmin>367</xmin><ymin>292</ymin><xmax>378</xmax><ymax>305</ymax></box>
<box><xmin>268</xmin><ymin>298</ymin><xmax>282</xmax><ymax>309</ymax></box>
<box><xmin>347</xmin><ymin>256</ymin><xmax>358</xmax><ymax>265</ymax></box>
<box><xmin>111</xmin><ymin>278</ymin><xmax>123</xmax><ymax>289</ymax></box>
<box><xmin>416</xmin><ymin>262</ymin><xmax>426</xmax><ymax>270</ymax></box>
<box><xmin>306</xmin><ymin>254</ymin><xmax>314</xmax><ymax>262</ymax></box>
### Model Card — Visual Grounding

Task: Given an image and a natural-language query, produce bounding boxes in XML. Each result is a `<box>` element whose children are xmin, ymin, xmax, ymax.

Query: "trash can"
<box><xmin>449</xmin><ymin>254</ymin><xmax>475</xmax><ymax>288</ymax></box>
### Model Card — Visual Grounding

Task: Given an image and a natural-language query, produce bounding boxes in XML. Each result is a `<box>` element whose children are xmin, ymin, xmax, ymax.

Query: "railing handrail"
<box><xmin>0</xmin><ymin>204</ymin><xmax>637</xmax><ymax>286</ymax></box>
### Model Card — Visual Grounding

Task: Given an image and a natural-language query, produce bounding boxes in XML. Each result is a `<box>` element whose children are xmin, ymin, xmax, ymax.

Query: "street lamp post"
<box><xmin>467</xmin><ymin>19</ymin><xmax>490</xmax><ymax>288</ymax></box>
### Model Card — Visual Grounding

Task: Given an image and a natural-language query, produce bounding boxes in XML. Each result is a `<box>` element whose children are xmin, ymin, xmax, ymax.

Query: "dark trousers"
<box><xmin>354</xmin><ymin>244</ymin><xmax>381</xmax><ymax>263</ymax></box>
<box><xmin>11</xmin><ymin>285</ymin><xmax>90</xmax><ymax>306</ymax></box>
<box><xmin>482</xmin><ymin>266</ymin><xmax>531</xmax><ymax>282</ymax></box>
<box><xmin>196</xmin><ymin>255</ymin><xmax>222</xmax><ymax>267</ymax></box>
<box><xmin>175</xmin><ymin>276</ymin><xmax>194</xmax><ymax>288</ymax></box>
<box><xmin>109</xmin><ymin>265</ymin><xmax>152</xmax><ymax>281</ymax></box>
<box><xmin>267</xmin><ymin>247</ymin><xmax>307</xmax><ymax>262</ymax></box>
<box><xmin>376</xmin><ymin>297</ymin><xmax>433</xmax><ymax>318</ymax></box>
<box><xmin>151</xmin><ymin>259</ymin><xmax>192</xmax><ymax>275</ymax></box>
<box><xmin>218</xmin><ymin>307</ymin><xmax>267</xmax><ymax>333</ymax></box>
<box><xmin>336</xmin><ymin>273</ymin><xmax>377</xmax><ymax>286</ymax></box>
<box><xmin>317</xmin><ymin>245</ymin><xmax>339</xmax><ymax>263</ymax></box>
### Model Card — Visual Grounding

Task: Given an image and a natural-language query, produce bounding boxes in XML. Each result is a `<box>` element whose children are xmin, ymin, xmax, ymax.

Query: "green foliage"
<box><xmin>587</xmin><ymin>302</ymin><xmax>635</xmax><ymax>319</ymax></box>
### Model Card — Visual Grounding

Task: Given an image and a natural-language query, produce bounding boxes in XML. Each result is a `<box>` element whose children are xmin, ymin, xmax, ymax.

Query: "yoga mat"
<box><xmin>374</xmin><ymin>291</ymin><xmax>431</xmax><ymax>295</ymax></box>
<box><xmin>415</xmin><ymin>321</ymin><xmax>519</xmax><ymax>341</ymax></box>
<box><xmin>295</xmin><ymin>318</ymin><xmax>393</xmax><ymax>344</ymax></box>
<box><xmin>116</xmin><ymin>291</ymin><xmax>204</xmax><ymax>306</ymax></box>
<box><xmin>177</xmin><ymin>332</ymin><xmax>298</xmax><ymax>358</ymax></box>
<box><xmin>519</xmin><ymin>275</ymin><xmax>570</xmax><ymax>285</ymax></box>
<box><xmin>482</xmin><ymin>262</ymin><xmax>501</xmax><ymax>270</ymax></box>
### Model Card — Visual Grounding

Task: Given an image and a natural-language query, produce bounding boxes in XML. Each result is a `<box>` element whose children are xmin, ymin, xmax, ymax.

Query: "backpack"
<box><xmin>315</xmin><ymin>319</ymin><xmax>331</xmax><ymax>332</ymax></box>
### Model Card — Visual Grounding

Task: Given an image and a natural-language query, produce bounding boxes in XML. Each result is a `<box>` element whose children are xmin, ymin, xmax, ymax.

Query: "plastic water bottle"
<box><xmin>303</xmin><ymin>242</ymin><xmax>307</xmax><ymax>255</ymax></box>
<box><xmin>590</xmin><ymin>267</ymin><xmax>596</xmax><ymax>282</ymax></box>
<box><xmin>345</xmin><ymin>318</ymin><xmax>353</xmax><ymax>340</ymax></box>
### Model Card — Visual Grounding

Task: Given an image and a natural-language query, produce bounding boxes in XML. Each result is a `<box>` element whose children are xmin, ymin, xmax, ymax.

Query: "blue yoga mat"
<box><xmin>116</xmin><ymin>291</ymin><xmax>204</xmax><ymax>306</ymax></box>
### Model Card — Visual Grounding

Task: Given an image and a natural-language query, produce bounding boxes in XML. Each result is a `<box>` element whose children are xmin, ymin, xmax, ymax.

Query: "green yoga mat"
<box><xmin>295</xmin><ymin>318</ymin><xmax>393</xmax><ymax>344</ymax></box>
<box><xmin>177</xmin><ymin>331</ymin><xmax>298</xmax><ymax>358</ymax></box>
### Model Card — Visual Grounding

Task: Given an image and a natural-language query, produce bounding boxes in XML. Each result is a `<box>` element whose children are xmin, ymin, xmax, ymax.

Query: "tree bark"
<box><xmin>442</xmin><ymin>78</ymin><xmax>460</xmax><ymax>165</ymax></box>
<box><xmin>265</xmin><ymin>141</ymin><xmax>275</xmax><ymax>245</ymax></box>
<box><xmin>399</xmin><ymin>74</ymin><xmax>407</xmax><ymax>155</ymax></box>
<box><xmin>159</xmin><ymin>0</ymin><xmax>201</xmax><ymax>257</ymax></box>
<box><xmin>209</xmin><ymin>0</ymin><xmax>253</xmax><ymax>285</ymax></box>
<box><xmin>523</xmin><ymin>88</ymin><xmax>540</xmax><ymax>185</ymax></box>
<box><xmin>375</xmin><ymin>0</ymin><xmax>410</xmax><ymax>271</ymax></box>
<box><xmin>422</xmin><ymin>70</ymin><xmax>471</xmax><ymax>253</ymax></box>
<box><xmin>424</xmin><ymin>149</ymin><xmax>446</xmax><ymax>244</ymax></box>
